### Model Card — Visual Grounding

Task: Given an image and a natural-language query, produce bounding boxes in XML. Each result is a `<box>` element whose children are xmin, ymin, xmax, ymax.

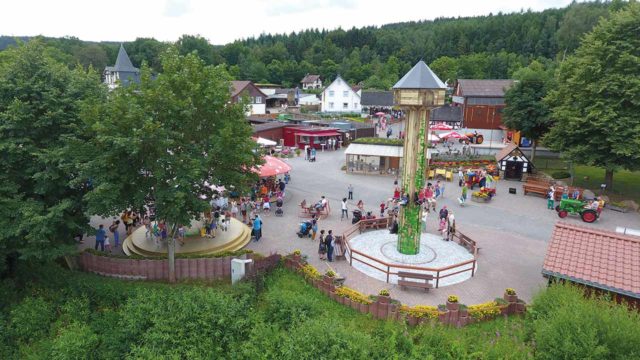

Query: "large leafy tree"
<box><xmin>502</xmin><ymin>60</ymin><xmax>554</xmax><ymax>161</ymax></box>
<box><xmin>82</xmin><ymin>48</ymin><xmax>260</xmax><ymax>281</ymax></box>
<box><xmin>0</xmin><ymin>41</ymin><xmax>105</xmax><ymax>272</ymax></box>
<box><xmin>544</xmin><ymin>4</ymin><xmax>640</xmax><ymax>190</ymax></box>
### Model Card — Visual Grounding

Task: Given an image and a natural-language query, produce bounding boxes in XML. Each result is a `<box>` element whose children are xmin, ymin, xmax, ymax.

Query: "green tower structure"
<box><xmin>393</xmin><ymin>61</ymin><xmax>446</xmax><ymax>255</ymax></box>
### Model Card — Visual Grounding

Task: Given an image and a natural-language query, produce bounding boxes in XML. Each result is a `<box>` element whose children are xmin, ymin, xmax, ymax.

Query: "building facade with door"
<box><xmin>495</xmin><ymin>143</ymin><xmax>532</xmax><ymax>180</ymax></box>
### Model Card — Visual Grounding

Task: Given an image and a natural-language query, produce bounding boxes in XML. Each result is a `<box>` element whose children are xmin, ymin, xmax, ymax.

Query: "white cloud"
<box><xmin>0</xmin><ymin>0</ymin><xmax>576</xmax><ymax>44</ymax></box>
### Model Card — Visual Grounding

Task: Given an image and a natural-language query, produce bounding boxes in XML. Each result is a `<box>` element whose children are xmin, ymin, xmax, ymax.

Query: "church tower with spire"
<box><xmin>103</xmin><ymin>44</ymin><xmax>140</xmax><ymax>89</ymax></box>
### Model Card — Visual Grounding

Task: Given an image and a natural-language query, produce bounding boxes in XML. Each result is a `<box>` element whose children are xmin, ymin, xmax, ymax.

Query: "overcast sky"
<box><xmin>1</xmin><ymin>0</ymin><xmax>575</xmax><ymax>45</ymax></box>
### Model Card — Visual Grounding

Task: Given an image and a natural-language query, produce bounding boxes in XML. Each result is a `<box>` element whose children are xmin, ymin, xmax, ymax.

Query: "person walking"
<box><xmin>459</xmin><ymin>184</ymin><xmax>468</xmax><ymax>206</ymax></box>
<box><xmin>326</xmin><ymin>230</ymin><xmax>334</xmax><ymax>262</ymax></box>
<box><xmin>421</xmin><ymin>210</ymin><xmax>428</xmax><ymax>233</ymax></box>
<box><xmin>348</xmin><ymin>184</ymin><xmax>354</xmax><ymax>200</ymax></box>
<box><xmin>547</xmin><ymin>188</ymin><xmax>555</xmax><ymax>210</ymax></box>
<box><xmin>109</xmin><ymin>220</ymin><xmax>120</xmax><ymax>248</ymax></box>
<box><xmin>341</xmin><ymin>198</ymin><xmax>348</xmax><ymax>220</ymax></box>
<box><xmin>447</xmin><ymin>212</ymin><xmax>456</xmax><ymax>241</ymax></box>
<box><xmin>94</xmin><ymin>224</ymin><xmax>106</xmax><ymax>251</ymax></box>
<box><xmin>311</xmin><ymin>217</ymin><xmax>318</xmax><ymax>240</ymax></box>
<box><xmin>439</xmin><ymin>206</ymin><xmax>448</xmax><ymax>222</ymax></box>
<box><xmin>435</xmin><ymin>181</ymin><xmax>441</xmax><ymax>199</ymax></box>
<box><xmin>318</xmin><ymin>230</ymin><xmax>326</xmax><ymax>260</ymax></box>
<box><xmin>143</xmin><ymin>216</ymin><xmax>151</xmax><ymax>239</ymax></box>
<box><xmin>252</xmin><ymin>215</ymin><xmax>263</xmax><ymax>242</ymax></box>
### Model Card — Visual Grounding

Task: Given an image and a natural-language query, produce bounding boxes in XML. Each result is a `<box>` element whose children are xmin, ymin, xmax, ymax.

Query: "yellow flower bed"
<box><xmin>299</xmin><ymin>264</ymin><xmax>321</xmax><ymax>280</ymax></box>
<box><xmin>468</xmin><ymin>301</ymin><xmax>504</xmax><ymax>320</ymax></box>
<box><xmin>399</xmin><ymin>305</ymin><xmax>440</xmax><ymax>319</ymax></box>
<box><xmin>335</xmin><ymin>286</ymin><xmax>372</xmax><ymax>305</ymax></box>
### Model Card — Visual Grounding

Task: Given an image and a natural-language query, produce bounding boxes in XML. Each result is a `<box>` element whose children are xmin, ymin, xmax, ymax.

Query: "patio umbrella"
<box><xmin>254</xmin><ymin>137</ymin><xmax>277</xmax><ymax>146</ymax></box>
<box><xmin>374</xmin><ymin>112</ymin><xmax>386</xmax><ymax>116</ymax></box>
<box><xmin>255</xmin><ymin>155</ymin><xmax>292</xmax><ymax>178</ymax></box>
<box><xmin>439</xmin><ymin>131</ymin><xmax>468</xmax><ymax>139</ymax></box>
<box><xmin>430</xmin><ymin>123</ymin><xmax>453</xmax><ymax>131</ymax></box>
<box><xmin>428</xmin><ymin>133</ymin><xmax>441</xmax><ymax>142</ymax></box>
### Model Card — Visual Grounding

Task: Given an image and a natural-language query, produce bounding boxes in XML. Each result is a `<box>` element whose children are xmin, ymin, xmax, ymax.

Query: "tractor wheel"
<box><xmin>581</xmin><ymin>209</ymin><xmax>598</xmax><ymax>223</ymax></box>
<box><xmin>558</xmin><ymin>210</ymin><xmax>568</xmax><ymax>218</ymax></box>
<box><xmin>555</xmin><ymin>205</ymin><xmax>560</xmax><ymax>212</ymax></box>
<box><xmin>476</xmin><ymin>135</ymin><xmax>484</xmax><ymax>144</ymax></box>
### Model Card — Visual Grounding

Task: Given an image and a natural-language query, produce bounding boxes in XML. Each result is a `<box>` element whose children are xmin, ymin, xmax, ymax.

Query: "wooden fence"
<box><xmin>341</xmin><ymin>218</ymin><xmax>478</xmax><ymax>287</ymax></box>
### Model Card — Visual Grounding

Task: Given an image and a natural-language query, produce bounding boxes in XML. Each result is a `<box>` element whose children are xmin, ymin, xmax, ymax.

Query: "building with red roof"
<box><xmin>542</xmin><ymin>222</ymin><xmax>640</xmax><ymax>305</ymax></box>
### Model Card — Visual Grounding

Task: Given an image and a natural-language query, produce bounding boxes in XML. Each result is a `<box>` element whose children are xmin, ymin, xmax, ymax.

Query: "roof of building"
<box><xmin>231</xmin><ymin>81</ymin><xmax>267</xmax><ymax>98</ymax></box>
<box><xmin>430</xmin><ymin>104</ymin><xmax>462</xmax><ymax>122</ymax></box>
<box><xmin>301</xmin><ymin>74</ymin><xmax>321</xmax><ymax>83</ymax></box>
<box><xmin>351</xmin><ymin>85</ymin><xmax>362</xmax><ymax>93</ymax></box>
<box><xmin>105</xmin><ymin>44</ymin><xmax>138</xmax><ymax>73</ymax></box>
<box><xmin>457</xmin><ymin>79</ymin><xmax>515</xmax><ymax>97</ymax></box>
<box><xmin>345</xmin><ymin>143</ymin><xmax>403</xmax><ymax>158</ymax></box>
<box><xmin>393</xmin><ymin>60</ymin><xmax>446</xmax><ymax>90</ymax></box>
<box><xmin>361</xmin><ymin>91</ymin><xmax>394</xmax><ymax>107</ymax></box>
<box><xmin>542</xmin><ymin>222</ymin><xmax>640</xmax><ymax>299</ymax></box>
<box><xmin>495</xmin><ymin>142</ymin><xmax>518</xmax><ymax>162</ymax></box>
<box><xmin>252</xmin><ymin>122</ymin><xmax>289</xmax><ymax>133</ymax></box>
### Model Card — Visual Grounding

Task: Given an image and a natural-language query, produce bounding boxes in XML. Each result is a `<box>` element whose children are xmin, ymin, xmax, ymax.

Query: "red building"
<box><xmin>452</xmin><ymin>79</ymin><xmax>514</xmax><ymax>129</ymax></box>
<box><xmin>283</xmin><ymin>126</ymin><xmax>341</xmax><ymax>149</ymax></box>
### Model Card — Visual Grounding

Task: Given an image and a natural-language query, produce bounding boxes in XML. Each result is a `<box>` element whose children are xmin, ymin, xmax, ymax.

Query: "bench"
<box><xmin>554</xmin><ymin>186</ymin><xmax>584</xmax><ymax>201</ymax></box>
<box><xmin>456</xmin><ymin>232</ymin><xmax>479</xmax><ymax>255</ymax></box>
<box><xmin>299</xmin><ymin>200</ymin><xmax>330</xmax><ymax>218</ymax></box>
<box><xmin>522</xmin><ymin>183</ymin><xmax>549</xmax><ymax>198</ymax></box>
<box><xmin>397</xmin><ymin>271</ymin><xmax>434</xmax><ymax>292</ymax></box>
<box><xmin>359</xmin><ymin>218</ymin><xmax>389</xmax><ymax>232</ymax></box>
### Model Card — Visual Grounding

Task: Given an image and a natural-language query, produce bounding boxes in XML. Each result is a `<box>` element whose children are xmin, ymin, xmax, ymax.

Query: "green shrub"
<box><xmin>9</xmin><ymin>297</ymin><xmax>54</xmax><ymax>343</ymax></box>
<box><xmin>50</xmin><ymin>322</ymin><xmax>99</xmax><ymax>360</ymax></box>
<box><xmin>551</xmin><ymin>171</ymin><xmax>571</xmax><ymax>179</ymax></box>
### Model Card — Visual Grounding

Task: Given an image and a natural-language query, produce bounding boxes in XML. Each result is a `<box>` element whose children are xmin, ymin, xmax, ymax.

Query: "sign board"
<box><xmin>452</xmin><ymin>96</ymin><xmax>464</xmax><ymax>104</ymax></box>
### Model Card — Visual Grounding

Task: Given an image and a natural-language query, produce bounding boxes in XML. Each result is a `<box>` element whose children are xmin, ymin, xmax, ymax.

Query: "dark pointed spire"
<box><xmin>114</xmin><ymin>44</ymin><xmax>138</xmax><ymax>72</ymax></box>
<box><xmin>393</xmin><ymin>60</ymin><xmax>445</xmax><ymax>89</ymax></box>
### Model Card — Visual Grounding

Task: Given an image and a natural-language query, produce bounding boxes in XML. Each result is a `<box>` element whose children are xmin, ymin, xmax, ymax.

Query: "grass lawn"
<box><xmin>534</xmin><ymin>156</ymin><xmax>640</xmax><ymax>203</ymax></box>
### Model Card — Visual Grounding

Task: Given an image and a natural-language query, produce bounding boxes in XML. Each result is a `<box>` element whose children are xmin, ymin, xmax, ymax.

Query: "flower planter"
<box><xmin>607</xmin><ymin>204</ymin><xmax>629</xmax><ymax>213</ymax></box>
<box><xmin>377</xmin><ymin>295</ymin><xmax>390</xmax><ymax>305</ymax></box>
<box><xmin>471</xmin><ymin>196</ymin><xmax>490</xmax><ymax>203</ymax></box>
<box><xmin>438</xmin><ymin>312</ymin><xmax>448</xmax><ymax>323</ymax></box>
<box><xmin>350</xmin><ymin>300</ymin><xmax>360</xmax><ymax>310</ymax></box>
<box><xmin>358</xmin><ymin>303</ymin><xmax>369</xmax><ymax>314</ymax></box>
<box><xmin>407</xmin><ymin>315</ymin><xmax>419</xmax><ymax>326</ymax></box>
<box><xmin>504</xmin><ymin>293</ymin><xmax>518</xmax><ymax>303</ymax></box>
<box><xmin>446</xmin><ymin>301</ymin><xmax>459</xmax><ymax>311</ymax></box>
<box><xmin>516</xmin><ymin>302</ymin><xmax>526</xmax><ymax>313</ymax></box>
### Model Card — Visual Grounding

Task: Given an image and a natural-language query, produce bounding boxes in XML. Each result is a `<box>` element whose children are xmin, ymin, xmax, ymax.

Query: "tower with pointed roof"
<box><xmin>104</xmin><ymin>44</ymin><xmax>140</xmax><ymax>90</ymax></box>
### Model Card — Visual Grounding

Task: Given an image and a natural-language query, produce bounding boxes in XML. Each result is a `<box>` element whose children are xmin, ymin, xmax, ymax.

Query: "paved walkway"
<box><xmin>246</xmin><ymin>146</ymin><xmax>640</xmax><ymax>306</ymax></box>
<box><xmin>81</xmin><ymin>134</ymin><xmax>640</xmax><ymax>306</ymax></box>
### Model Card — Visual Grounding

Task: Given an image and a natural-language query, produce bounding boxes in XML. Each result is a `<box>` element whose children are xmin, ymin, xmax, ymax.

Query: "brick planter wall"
<box><xmin>77</xmin><ymin>251</ymin><xmax>279</xmax><ymax>282</ymax></box>
<box><xmin>283</xmin><ymin>254</ymin><xmax>526</xmax><ymax>328</ymax></box>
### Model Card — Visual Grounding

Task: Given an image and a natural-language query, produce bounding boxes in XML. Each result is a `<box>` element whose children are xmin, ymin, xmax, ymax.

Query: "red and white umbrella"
<box><xmin>439</xmin><ymin>131</ymin><xmax>468</xmax><ymax>139</ymax></box>
<box><xmin>430</xmin><ymin>123</ymin><xmax>453</xmax><ymax>131</ymax></box>
<box><xmin>255</xmin><ymin>155</ymin><xmax>292</xmax><ymax>178</ymax></box>
<box><xmin>428</xmin><ymin>133</ymin><xmax>441</xmax><ymax>142</ymax></box>
<box><xmin>374</xmin><ymin>112</ymin><xmax>386</xmax><ymax>116</ymax></box>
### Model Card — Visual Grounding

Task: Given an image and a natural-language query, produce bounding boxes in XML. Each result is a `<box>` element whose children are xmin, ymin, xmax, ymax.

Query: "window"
<box><xmin>329</xmin><ymin>102</ymin><xmax>334</xmax><ymax>109</ymax></box>
<box><xmin>343</xmin><ymin>103</ymin><xmax>348</xmax><ymax>109</ymax></box>
<box><xmin>354</xmin><ymin>102</ymin><xmax>358</xmax><ymax>108</ymax></box>
<box><xmin>255</xmin><ymin>96</ymin><xmax>262</xmax><ymax>104</ymax></box>
<box><xmin>329</xmin><ymin>90</ymin><xmax>334</xmax><ymax>97</ymax></box>
<box><xmin>343</xmin><ymin>90</ymin><xmax>349</xmax><ymax>97</ymax></box>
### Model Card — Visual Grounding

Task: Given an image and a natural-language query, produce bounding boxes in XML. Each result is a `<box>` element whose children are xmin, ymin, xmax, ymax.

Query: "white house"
<box><xmin>301</xmin><ymin>74</ymin><xmax>322</xmax><ymax>90</ymax></box>
<box><xmin>230</xmin><ymin>81</ymin><xmax>267</xmax><ymax>115</ymax></box>
<box><xmin>321</xmin><ymin>76</ymin><xmax>361</xmax><ymax>113</ymax></box>
<box><xmin>298</xmin><ymin>93</ymin><xmax>321</xmax><ymax>106</ymax></box>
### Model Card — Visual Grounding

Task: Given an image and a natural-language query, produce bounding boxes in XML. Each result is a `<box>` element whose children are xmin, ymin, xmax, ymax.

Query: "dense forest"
<box><xmin>0</xmin><ymin>1</ymin><xmax>625</xmax><ymax>88</ymax></box>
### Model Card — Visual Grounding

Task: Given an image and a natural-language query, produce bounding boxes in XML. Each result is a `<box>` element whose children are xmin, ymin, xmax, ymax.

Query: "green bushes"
<box><xmin>551</xmin><ymin>170</ymin><xmax>571</xmax><ymax>179</ymax></box>
<box><xmin>2</xmin><ymin>264</ymin><xmax>640</xmax><ymax>358</ymax></box>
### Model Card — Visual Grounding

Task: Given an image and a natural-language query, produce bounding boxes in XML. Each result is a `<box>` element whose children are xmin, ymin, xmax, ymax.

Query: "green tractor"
<box><xmin>555</xmin><ymin>199</ymin><xmax>598</xmax><ymax>223</ymax></box>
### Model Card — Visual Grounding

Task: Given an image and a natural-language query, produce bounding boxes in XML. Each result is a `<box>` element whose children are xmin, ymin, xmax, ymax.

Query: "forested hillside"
<box><xmin>0</xmin><ymin>1</ymin><xmax>626</xmax><ymax>88</ymax></box>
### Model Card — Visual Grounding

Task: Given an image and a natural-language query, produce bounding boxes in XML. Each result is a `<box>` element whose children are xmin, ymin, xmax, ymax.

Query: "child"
<box><xmin>104</xmin><ymin>235</ymin><xmax>112</xmax><ymax>253</ymax></box>
<box><xmin>143</xmin><ymin>216</ymin><xmax>151</xmax><ymax>239</ymax></box>
<box><xmin>210</xmin><ymin>215</ymin><xmax>217</xmax><ymax>238</ymax></box>
<box><xmin>178</xmin><ymin>224</ymin><xmax>185</xmax><ymax>246</ymax></box>
<box><xmin>441</xmin><ymin>226</ymin><xmax>448</xmax><ymax>241</ymax></box>
<box><xmin>220</xmin><ymin>218</ymin><xmax>228</xmax><ymax>232</ymax></box>
<box><xmin>380</xmin><ymin>202</ymin><xmax>386</xmax><ymax>217</ymax></box>
<box><xmin>153</xmin><ymin>222</ymin><xmax>160</xmax><ymax>246</ymax></box>
<box><xmin>438</xmin><ymin>216</ymin><xmax>446</xmax><ymax>232</ymax></box>
<box><xmin>262</xmin><ymin>197</ymin><xmax>271</xmax><ymax>214</ymax></box>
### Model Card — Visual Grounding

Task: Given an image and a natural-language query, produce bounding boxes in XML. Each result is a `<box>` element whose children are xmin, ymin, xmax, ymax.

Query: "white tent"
<box><xmin>428</xmin><ymin>133</ymin><xmax>441</xmax><ymax>142</ymax></box>
<box><xmin>255</xmin><ymin>137</ymin><xmax>277</xmax><ymax>146</ymax></box>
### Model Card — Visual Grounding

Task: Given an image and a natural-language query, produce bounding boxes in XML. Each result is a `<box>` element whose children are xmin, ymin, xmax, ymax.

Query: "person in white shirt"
<box><xmin>341</xmin><ymin>198</ymin><xmax>348</xmax><ymax>220</ymax></box>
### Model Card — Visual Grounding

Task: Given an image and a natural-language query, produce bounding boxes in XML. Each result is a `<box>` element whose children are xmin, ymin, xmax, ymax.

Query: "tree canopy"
<box><xmin>544</xmin><ymin>3</ymin><xmax>640</xmax><ymax>189</ymax></box>
<box><xmin>0</xmin><ymin>41</ymin><xmax>105</xmax><ymax>272</ymax></box>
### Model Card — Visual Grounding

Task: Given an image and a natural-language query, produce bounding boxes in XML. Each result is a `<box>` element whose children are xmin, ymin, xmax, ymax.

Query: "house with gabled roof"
<box><xmin>230</xmin><ymin>80</ymin><xmax>267</xmax><ymax>115</ymax></box>
<box><xmin>104</xmin><ymin>44</ymin><xmax>140</xmax><ymax>90</ymax></box>
<box><xmin>320</xmin><ymin>75</ymin><xmax>361</xmax><ymax>113</ymax></box>
<box><xmin>301</xmin><ymin>74</ymin><xmax>322</xmax><ymax>90</ymax></box>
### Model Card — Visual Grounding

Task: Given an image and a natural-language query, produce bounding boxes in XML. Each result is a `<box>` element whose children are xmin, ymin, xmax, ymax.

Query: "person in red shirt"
<box><xmin>379</xmin><ymin>202</ymin><xmax>386</xmax><ymax>217</ymax></box>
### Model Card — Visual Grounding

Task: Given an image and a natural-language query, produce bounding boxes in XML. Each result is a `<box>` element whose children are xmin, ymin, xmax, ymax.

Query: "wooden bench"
<box><xmin>359</xmin><ymin>218</ymin><xmax>389</xmax><ymax>232</ymax></box>
<box><xmin>299</xmin><ymin>200</ymin><xmax>330</xmax><ymax>218</ymax></box>
<box><xmin>554</xmin><ymin>186</ymin><xmax>584</xmax><ymax>201</ymax></box>
<box><xmin>397</xmin><ymin>271</ymin><xmax>434</xmax><ymax>292</ymax></box>
<box><xmin>456</xmin><ymin>232</ymin><xmax>480</xmax><ymax>255</ymax></box>
<box><xmin>522</xmin><ymin>182</ymin><xmax>549</xmax><ymax>198</ymax></box>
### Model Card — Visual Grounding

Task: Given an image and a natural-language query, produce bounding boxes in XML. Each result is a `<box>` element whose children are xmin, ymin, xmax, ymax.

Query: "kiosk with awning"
<box><xmin>344</xmin><ymin>142</ymin><xmax>403</xmax><ymax>175</ymax></box>
<box><xmin>283</xmin><ymin>126</ymin><xmax>341</xmax><ymax>149</ymax></box>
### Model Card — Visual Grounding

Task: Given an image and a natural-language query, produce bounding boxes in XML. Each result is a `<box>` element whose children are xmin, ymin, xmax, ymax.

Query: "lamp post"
<box><xmin>393</xmin><ymin>61</ymin><xmax>446</xmax><ymax>255</ymax></box>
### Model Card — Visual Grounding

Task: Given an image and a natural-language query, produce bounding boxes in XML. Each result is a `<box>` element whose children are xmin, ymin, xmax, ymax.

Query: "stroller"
<box><xmin>351</xmin><ymin>209</ymin><xmax>363</xmax><ymax>224</ymax></box>
<box><xmin>297</xmin><ymin>220</ymin><xmax>313</xmax><ymax>238</ymax></box>
<box><xmin>275</xmin><ymin>197</ymin><xmax>284</xmax><ymax>217</ymax></box>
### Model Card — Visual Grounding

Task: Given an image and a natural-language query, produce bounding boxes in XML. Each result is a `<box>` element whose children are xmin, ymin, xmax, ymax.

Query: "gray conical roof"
<box><xmin>114</xmin><ymin>44</ymin><xmax>138</xmax><ymax>72</ymax></box>
<box><xmin>393</xmin><ymin>60</ymin><xmax>445</xmax><ymax>89</ymax></box>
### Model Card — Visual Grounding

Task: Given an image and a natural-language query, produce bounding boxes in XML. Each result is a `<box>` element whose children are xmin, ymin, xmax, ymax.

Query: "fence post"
<box><xmin>436</xmin><ymin>270</ymin><xmax>440</xmax><ymax>288</ymax></box>
<box><xmin>386</xmin><ymin>265</ymin><xmax>390</xmax><ymax>283</ymax></box>
<box><xmin>471</xmin><ymin>260</ymin><xmax>476</xmax><ymax>277</ymax></box>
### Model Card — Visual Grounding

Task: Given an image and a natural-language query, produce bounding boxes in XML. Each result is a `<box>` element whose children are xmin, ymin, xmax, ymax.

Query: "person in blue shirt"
<box><xmin>95</xmin><ymin>224</ymin><xmax>106</xmax><ymax>251</ymax></box>
<box><xmin>252</xmin><ymin>215</ymin><xmax>263</xmax><ymax>242</ymax></box>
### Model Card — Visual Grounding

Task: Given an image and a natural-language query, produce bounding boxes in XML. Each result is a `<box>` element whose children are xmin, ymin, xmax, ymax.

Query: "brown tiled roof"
<box><xmin>542</xmin><ymin>222</ymin><xmax>640</xmax><ymax>299</ymax></box>
<box><xmin>301</xmin><ymin>74</ymin><xmax>320</xmax><ymax>83</ymax></box>
<box><xmin>230</xmin><ymin>81</ymin><xmax>251</xmax><ymax>97</ymax></box>
<box><xmin>457</xmin><ymin>79</ymin><xmax>515</xmax><ymax>97</ymax></box>
<box><xmin>495</xmin><ymin>142</ymin><xmax>518</xmax><ymax>162</ymax></box>
<box><xmin>252</xmin><ymin>122</ymin><xmax>288</xmax><ymax>133</ymax></box>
